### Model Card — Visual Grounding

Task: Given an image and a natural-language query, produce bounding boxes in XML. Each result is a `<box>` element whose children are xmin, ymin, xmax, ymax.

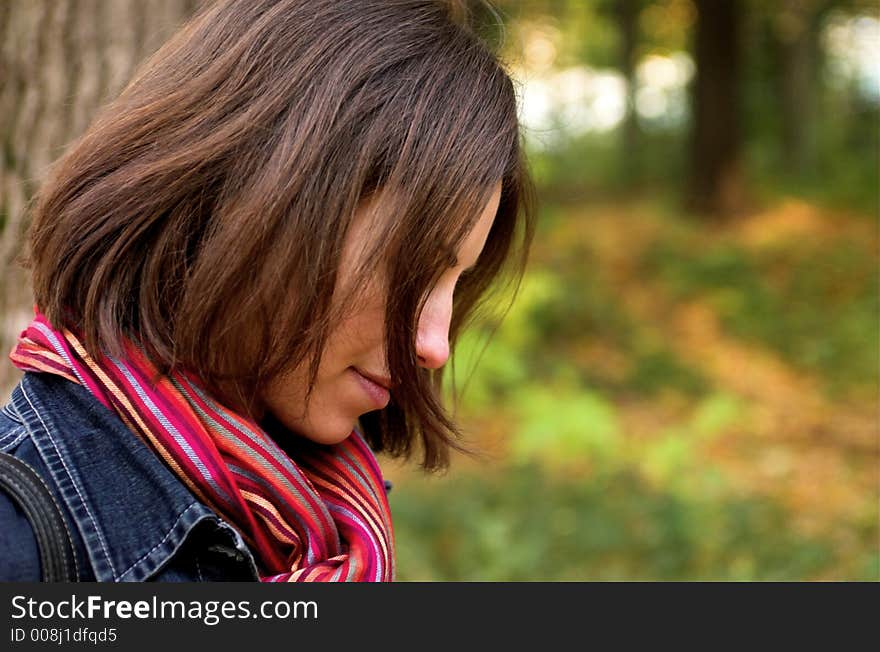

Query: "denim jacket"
<box><xmin>0</xmin><ymin>371</ymin><xmax>261</xmax><ymax>582</ymax></box>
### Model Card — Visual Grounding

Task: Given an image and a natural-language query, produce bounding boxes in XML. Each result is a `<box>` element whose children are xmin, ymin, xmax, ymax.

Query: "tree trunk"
<box><xmin>0</xmin><ymin>0</ymin><xmax>199</xmax><ymax>398</ymax></box>
<box><xmin>688</xmin><ymin>0</ymin><xmax>747</xmax><ymax>218</ymax></box>
<box><xmin>617</xmin><ymin>0</ymin><xmax>640</xmax><ymax>183</ymax></box>
<box><xmin>776</xmin><ymin>0</ymin><xmax>832</xmax><ymax>180</ymax></box>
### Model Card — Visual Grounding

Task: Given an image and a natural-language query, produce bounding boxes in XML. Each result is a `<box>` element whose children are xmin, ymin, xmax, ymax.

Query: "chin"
<box><xmin>260</xmin><ymin>408</ymin><xmax>355</xmax><ymax>447</ymax></box>
<box><xmin>300</xmin><ymin>417</ymin><xmax>358</xmax><ymax>446</ymax></box>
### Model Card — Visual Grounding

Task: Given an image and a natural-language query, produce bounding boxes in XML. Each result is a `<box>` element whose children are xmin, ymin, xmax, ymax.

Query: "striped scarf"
<box><xmin>9</xmin><ymin>308</ymin><xmax>395</xmax><ymax>582</ymax></box>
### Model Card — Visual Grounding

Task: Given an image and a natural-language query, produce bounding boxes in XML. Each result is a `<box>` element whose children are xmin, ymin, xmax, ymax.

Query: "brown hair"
<box><xmin>24</xmin><ymin>0</ymin><xmax>536</xmax><ymax>471</ymax></box>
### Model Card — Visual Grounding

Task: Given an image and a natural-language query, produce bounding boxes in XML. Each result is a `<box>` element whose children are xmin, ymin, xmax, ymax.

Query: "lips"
<box><xmin>355</xmin><ymin>369</ymin><xmax>392</xmax><ymax>391</ymax></box>
<box><xmin>351</xmin><ymin>368</ymin><xmax>391</xmax><ymax>408</ymax></box>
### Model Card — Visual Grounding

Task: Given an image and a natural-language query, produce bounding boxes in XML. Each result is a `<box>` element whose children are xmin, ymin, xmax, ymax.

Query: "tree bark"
<box><xmin>688</xmin><ymin>0</ymin><xmax>747</xmax><ymax>218</ymax></box>
<box><xmin>775</xmin><ymin>0</ymin><xmax>833</xmax><ymax>180</ymax></box>
<box><xmin>617</xmin><ymin>0</ymin><xmax>640</xmax><ymax>183</ymax></box>
<box><xmin>0</xmin><ymin>0</ymin><xmax>199</xmax><ymax>398</ymax></box>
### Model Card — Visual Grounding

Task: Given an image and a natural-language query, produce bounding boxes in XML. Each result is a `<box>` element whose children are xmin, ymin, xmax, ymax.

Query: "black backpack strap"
<box><xmin>0</xmin><ymin>452</ymin><xmax>79</xmax><ymax>582</ymax></box>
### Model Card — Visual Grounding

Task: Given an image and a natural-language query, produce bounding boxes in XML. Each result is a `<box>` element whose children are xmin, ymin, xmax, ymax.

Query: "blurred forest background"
<box><xmin>1</xmin><ymin>0</ymin><xmax>878</xmax><ymax>580</ymax></box>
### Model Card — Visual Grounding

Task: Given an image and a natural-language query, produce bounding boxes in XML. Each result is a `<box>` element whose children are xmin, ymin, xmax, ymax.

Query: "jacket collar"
<box><xmin>10</xmin><ymin>371</ymin><xmax>257</xmax><ymax>581</ymax></box>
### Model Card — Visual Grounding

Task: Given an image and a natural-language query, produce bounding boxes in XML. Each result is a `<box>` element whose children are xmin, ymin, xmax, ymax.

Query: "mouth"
<box><xmin>355</xmin><ymin>368</ymin><xmax>392</xmax><ymax>390</ymax></box>
<box><xmin>351</xmin><ymin>367</ymin><xmax>391</xmax><ymax>408</ymax></box>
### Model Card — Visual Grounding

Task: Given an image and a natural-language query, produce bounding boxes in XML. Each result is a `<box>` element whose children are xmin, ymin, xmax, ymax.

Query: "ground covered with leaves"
<box><xmin>382</xmin><ymin>196</ymin><xmax>878</xmax><ymax>581</ymax></box>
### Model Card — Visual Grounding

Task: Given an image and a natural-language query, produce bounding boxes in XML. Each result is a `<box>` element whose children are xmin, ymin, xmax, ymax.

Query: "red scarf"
<box><xmin>10</xmin><ymin>308</ymin><xmax>395</xmax><ymax>581</ymax></box>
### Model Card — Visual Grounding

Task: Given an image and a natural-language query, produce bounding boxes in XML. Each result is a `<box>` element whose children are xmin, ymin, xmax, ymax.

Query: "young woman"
<box><xmin>0</xmin><ymin>0</ymin><xmax>534</xmax><ymax>581</ymax></box>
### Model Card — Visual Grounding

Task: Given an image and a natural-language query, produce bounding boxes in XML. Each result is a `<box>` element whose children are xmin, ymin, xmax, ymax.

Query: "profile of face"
<box><xmin>259</xmin><ymin>181</ymin><xmax>503</xmax><ymax>445</ymax></box>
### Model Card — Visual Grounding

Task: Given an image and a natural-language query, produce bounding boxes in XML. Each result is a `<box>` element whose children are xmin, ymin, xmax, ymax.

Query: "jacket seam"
<box><xmin>19</xmin><ymin>382</ymin><xmax>117</xmax><ymax>578</ymax></box>
<box><xmin>1</xmin><ymin>401</ymin><xmax>22</xmax><ymax>423</ymax></box>
<box><xmin>0</xmin><ymin>426</ymin><xmax>27</xmax><ymax>452</ymax></box>
<box><xmin>10</xmin><ymin>376</ymin><xmax>259</xmax><ymax>582</ymax></box>
<box><xmin>117</xmin><ymin>501</ymin><xmax>201</xmax><ymax>581</ymax></box>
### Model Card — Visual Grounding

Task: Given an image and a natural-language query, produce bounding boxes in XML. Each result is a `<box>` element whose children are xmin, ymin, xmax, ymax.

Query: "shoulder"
<box><xmin>3</xmin><ymin>373</ymin><xmax>258</xmax><ymax>582</ymax></box>
<box><xmin>0</xmin><ymin>476</ymin><xmax>41</xmax><ymax>581</ymax></box>
<box><xmin>0</xmin><ymin>398</ymin><xmax>40</xmax><ymax>580</ymax></box>
<box><xmin>0</xmin><ymin>391</ymin><xmax>88</xmax><ymax>582</ymax></box>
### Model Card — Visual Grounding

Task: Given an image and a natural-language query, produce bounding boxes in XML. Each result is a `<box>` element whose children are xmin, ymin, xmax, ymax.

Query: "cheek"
<box><xmin>327</xmin><ymin>306</ymin><xmax>386</xmax><ymax>364</ymax></box>
<box><xmin>324</xmin><ymin>287</ymin><xmax>387</xmax><ymax>362</ymax></box>
<box><xmin>259</xmin><ymin>365</ymin><xmax>310</xmax><ymax>423</ymax></box>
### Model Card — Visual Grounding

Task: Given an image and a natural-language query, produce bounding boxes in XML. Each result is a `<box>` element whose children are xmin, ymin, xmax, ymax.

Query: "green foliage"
<box><xmin>626</xmin><ymin>345</ymin><xmax>710</xmax><ymax>397</ymax></box>
<box><xmin>414</xmin><ymin>1</ymin><xmax>879</xmax><ymax>582</ymax></box>
<box><xmin>507</xmin><ymin>1</ymin><xmax>879</xmax><ymax>213</ymax></box>
<box><xmin>429</xmin><ymin>193</ymin><xmax>875</xmax><ymax>581</ymax></box>
<box><xmin>525</xmin><ymin>131</ymin><xmax>626</xmax><ymax>199</ymax></box>
<box><xmin>508</xmin><ymin>383</ymin><xmax>622</xmax><ymax>465</ymax></box>
<box><xmin>390</xmin><ymin>463</ymin><xmax>859</xmax><ymax>581</ymax></box>
<box><xmin>449</xmin><ymin>247</ymin><xmax>713</xmax><ymax>409</ymax></box>
<box><xmin>690</xmin><ymin>391</ymin><xmax>742</xmax><ymax>439</ymax></box>
<box><xmin>642</xmin><ymin>235</ymin><xmax>879</xmax><ymax>396</ymax></box>
<box><xmin>639</xmin><ymin>392</ymin><xmax>743</xmax><ymax>488</ymax></box>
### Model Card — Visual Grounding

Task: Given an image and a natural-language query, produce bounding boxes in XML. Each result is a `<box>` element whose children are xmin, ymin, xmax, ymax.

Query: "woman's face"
<box><xmin>259</xmin><ymin>181</ymin><xmax>503</xmax><ymax>445</ymax></box>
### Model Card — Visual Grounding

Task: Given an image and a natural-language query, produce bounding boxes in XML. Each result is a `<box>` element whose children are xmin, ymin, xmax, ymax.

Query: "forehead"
<box><xmin>362</xmin><ymin>177</ymin><xmax>496</xmax><ymax>224</ymax></box>
<box><xmin>344</xmin><ymin>181</ymin><xmax>501</xmax><ymax>269</ymax></box>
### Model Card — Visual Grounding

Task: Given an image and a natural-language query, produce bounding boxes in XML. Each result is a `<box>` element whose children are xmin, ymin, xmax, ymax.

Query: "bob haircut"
<box><xmin>24</xmin><ymin>0</ymin><xmax>536</xmax><ymax>471</ymax></box>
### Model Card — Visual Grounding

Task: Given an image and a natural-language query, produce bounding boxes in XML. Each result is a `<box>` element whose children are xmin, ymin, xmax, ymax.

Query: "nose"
<box><xmin>415</xmin><ymin>286</ymin><xmax>452</xmax><ymax>370</ymax></box>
